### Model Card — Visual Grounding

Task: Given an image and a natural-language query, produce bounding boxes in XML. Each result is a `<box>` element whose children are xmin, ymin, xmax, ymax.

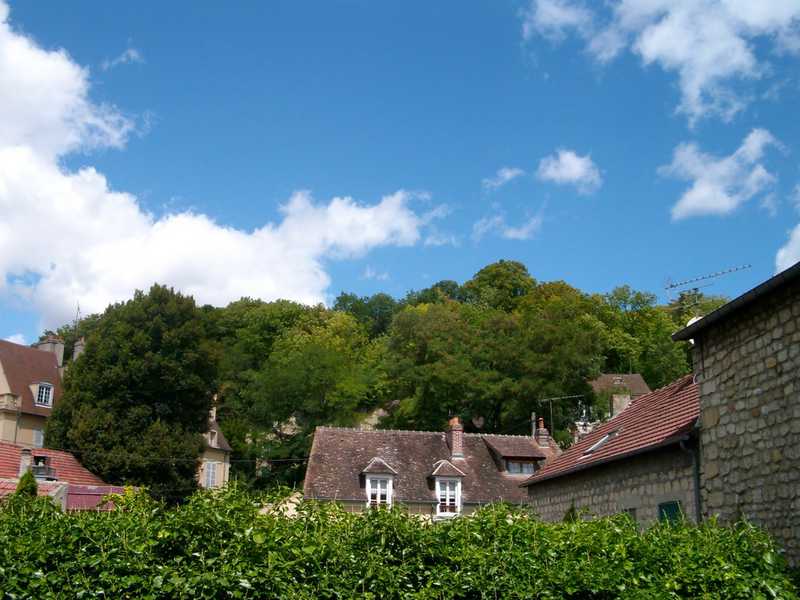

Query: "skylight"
<box><xmin>583</xmin><ymin>429</ymin><xmax>620</xmax><ymax>456</ymax></box>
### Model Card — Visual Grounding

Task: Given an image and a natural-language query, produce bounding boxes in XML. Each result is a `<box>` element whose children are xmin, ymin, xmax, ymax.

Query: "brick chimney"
<box><xmin>72</xmin><ymin>337</ymin><xmax>86</xmax><ymax>362</ymax></box>
<box><xmin>534</xmin><ymin>417</ymin><xmax>550</xmax><ymax>447</ymax></box>
<box><xmin>611</xmin><ymin>393</ymin><xmax>632</xmax><ymax>416</ymax></box>
<box><xmin>446</xmin><ymin>416</ymin><xmax>464</xmax><ymax>459</ymax></box>
<box><xmin>18</xmin><ymin>448</ymin><xmax>32</xmax><ymax>477</ymax></box>
<box><xmin>35</xmin><ymin>334</ymin><xmax>65</xmax><ymax>368</ymax></box>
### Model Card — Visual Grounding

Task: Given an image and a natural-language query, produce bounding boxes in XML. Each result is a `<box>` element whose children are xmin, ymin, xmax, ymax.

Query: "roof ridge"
<box><xmin>317</xmin><ymin>426</ymin><xmax>444</xmax><ymax>435</ymax></box>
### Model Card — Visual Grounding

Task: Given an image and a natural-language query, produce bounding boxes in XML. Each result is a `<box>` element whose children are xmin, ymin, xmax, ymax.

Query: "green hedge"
<box><xmin>0</xmin><ymin>487</ymin><xmax>795</xmax><ymax>599</ymax></box>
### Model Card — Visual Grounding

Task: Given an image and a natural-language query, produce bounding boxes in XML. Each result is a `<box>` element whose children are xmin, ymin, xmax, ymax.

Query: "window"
<box><xmin>583</xmin><ymin>429</ymin><xmax>620</xmax><ymax>456</ymax></box>
<box><xmin>506</xmin><ymin>460</ymin><xmax>535</xmax><ymax>475</ymax></box>
<box><xmin>35</xmin><ymin>383</ymin><xmax>53</xmax><ymax>407</ymax></box>
<box><xmin>436</xmin><ymin>478</ymin><xmax>461</xmax><ymax>517</ymax></box>
<box><xmin>204</xmin><ymin>461</ymin><xmax>218</xmax><ymax>488</ymax></box>
<box><xmin>658</xmin><ymin>501</ymin><xmax>683</xmax><ymax>524</ymax></box>
<box><xmin>622</xmin><ymin>507</ymin><xmax>637</xmax><ymax>522</ymax></box>
<box><xmin>32</xmin><ymin>429</ymin><xmax>44</xmax><ymax>448</ymax></box>
<box><xmin>366</xmin><ymin>476</ymin><xmax>393</xmax><ymax>508</ymax></box>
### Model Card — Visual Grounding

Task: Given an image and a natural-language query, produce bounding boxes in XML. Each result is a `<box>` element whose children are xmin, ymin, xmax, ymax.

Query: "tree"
<box><xmin>463</xmin><ymin>260</ymin><xmax>536</xmax><ymax>312</ymax></box>
<box><xmin>404</xmin><ymin>280</ymin><xmax>465</xmax><ymax>306</ymax></box>
<box><xmin>333</xmin><ymin>292</ymin><xmax>399</xmax><ymax>338</ymax></box>
<box><xmin>14</xmin><ymin>471</ymin><xmax>38</xmax><ymax>499</ymax></box>
<box><xmin>46</xmin><ymin>285</ymin><xmax>217</xmax><ymax>502</ymax></box>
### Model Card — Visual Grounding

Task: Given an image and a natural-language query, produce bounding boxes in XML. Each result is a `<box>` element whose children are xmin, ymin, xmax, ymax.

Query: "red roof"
<box><xmin>523</xmin><ymin>375</ymin><xmax>699</xmax><ymax>486</ymax></box>
<box><xmin>0</xmin><ymin>339</ymin><xmax>62</xmax><ymax>416</ymax></box>
<box><xmin>0</xmin><ymin>441</ymin><xmax>106</xmax><ymax>485</ymax></box>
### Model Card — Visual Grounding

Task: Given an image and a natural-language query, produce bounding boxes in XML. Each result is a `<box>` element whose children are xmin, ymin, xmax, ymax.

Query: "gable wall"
<box><xmin>692</xmin><ymin>276</ymin><xmax>800</xmax><ymax>565</ymax></box>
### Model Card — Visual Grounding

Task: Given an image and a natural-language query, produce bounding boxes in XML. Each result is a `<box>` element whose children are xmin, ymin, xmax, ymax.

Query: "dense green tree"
<box><xmin>667</xmin><ymin>289</ymin><xmax>728</xmax><ymax>328</ymax></box>
<box><xmin>462</xmin><ymin>260</ymin><xmax>536</xmax><ymax>311</ymax></box>
<box><xmin>404</xmin><ymin>280</ymin><xmax>465</xmax><ymax>306</ymax></box>
<box><xmin>333</xmin><ymin>292</ymin><xmax>399</xmax><ymax>337</ymax></box>
<box><xmin>46</xmin><ymin>285</ymin><xmax>217</xmax><ymax>502</ymax></box>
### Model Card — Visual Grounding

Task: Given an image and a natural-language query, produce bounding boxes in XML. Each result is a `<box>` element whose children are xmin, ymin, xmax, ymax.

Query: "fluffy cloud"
<box><xmin>522</xmin><ymin>0</ymin><xmax>800</xmax><ymax>124</ymax></box>
<box><xmin>659</xmin><ymin>129</ymin><xmax>780</xmax><ymax>220</ymax></box>
<box><xmin>362</xmin><ymin>266</ymin><xmax>389</xmax><ymax>281</ymax></box>
<box><xmin>472</xmin><ymin>213</ymin><xmax>542</xmax><ymax>241</ymax></box>
<box><xmin>0</xmin><ymin>1</ymin><xmax>432</xmax><ymax>329</ymax></box>
<box><xmin>776</xmin><ymin>224</ymin><xmax>800</xmax><ymax>273</ymax></box>
<box><xmin>481</xmin><ymin>167</ymin><xmax>525</xmax><ymax>191</ymax></box>
<box><xmin>2</xmin><ymin>333</ymin><xmax>25</xmax><ymax>345</ymax></box>
<box><xmin>536</xmin><ymin>149</ymin><xmax>602</xmax><ymax>194</ymax></box>
<box><xmin>101</xmin><ymin>46</ymin><xmax>144</xmax><ymax>71</ymax></box>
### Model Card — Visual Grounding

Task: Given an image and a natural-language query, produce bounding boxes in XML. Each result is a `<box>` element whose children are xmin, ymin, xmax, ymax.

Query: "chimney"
<box><xmin>72</xmin><ymin>337</ymin><xmax>86</xmax><ymax>362</ymax></box>
<box><xmin>18</xmin><ymin>448</ymin><xmax>32</xmax><ymax>477</ymax></box>
<box><xmin>611</xmin><ymin>393</ymin><xmax>632</xmax><ymax>416</ymax></box>
<box><xmin>35</xmin><ymin>335</ymin><xmax>65</xmax><ymax>368</ymax></box>
<box><xmin>534</xmin><ymin>417</ymin><xmax>550</xmax><ymax>447</ymax></box>
<box><xmin>446</xmin><ymin>416</ymin><xmax>464</xmax><ymax>459</ymax></box>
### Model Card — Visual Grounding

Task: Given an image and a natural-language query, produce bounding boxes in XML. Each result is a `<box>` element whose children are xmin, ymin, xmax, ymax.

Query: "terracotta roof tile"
<box><xmin>0</xmin><ymin>441</ymin><xmax>107</xmax><ymax>485</ymax></box>
<box><xmin>524</xmin><ymin>375</ymin><xmax>698</xmax><ymax>486</ymax></box>
<box><xmin>0</xmin><ymin>339</ymin><xmax>62</xmax><ymax>416</ymax></box>
<box><xmin>304</xmin><ymin>427</ymin><xmax>557</xmax><ymax>505</ymax></box>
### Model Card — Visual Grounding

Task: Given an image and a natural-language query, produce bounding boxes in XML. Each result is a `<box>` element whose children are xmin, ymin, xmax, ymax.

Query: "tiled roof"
<box><xmin>430</xmin><ymin>459</ymin><xmax>466</xmax><ymax>478</ymax></box>
<box><xmin>523</xmin><ymin>375</ymin><xmax>698</xmax><ymax>486</ymax></box>
<box><xmin>0</xmin><ymin>441</ymin><xmax>106</xmax><ymax>485</ymax></box>
<box><xmin>208</xmin><ymin>419</ymin><xmax>232</xmax><ymax>452</ymax></box>
<box><xmin>65</xmin><ymin>484</ymin><xmax>125</xmax><ymax>511</ymax></box>
<box><xmin>304</xmin><ymin>427</ymin><xmax>558</xmax><ymax>505</ymax></box>
<box><xmin>0</xmin><ymin>339</ymin><xmax>62</xmax><ymax>416</ymax></box>
<box><xmin>589</xmin><ymin>373</ymin><xmax>652</xmax><ymax>397</ymax></box>
<box><xmin>483</xmin><ymin>436</ymin><xmax>549</xmax><ymax>459</ymax></box>
<box><xmin>362</xmin><ymin>457</ymin><xmax>397</xmax><ymax>475</ymax></box>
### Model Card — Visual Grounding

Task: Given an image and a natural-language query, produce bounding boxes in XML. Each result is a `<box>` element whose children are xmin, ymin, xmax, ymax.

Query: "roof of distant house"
<box><xmin>523</xmin><ymin>375</ymin><xmax>698</xmax><ymax>486</ymax></box>
<box><xmin>207</xmin><ymin>419</ymin><xmax>232</xmax><ymax>452</ymax></box>
<box><xmin>0</xmin><ymin>441</ymin><xmax>106</xmax><ymax>485</ymax></box>
<box><xmin>0</xmin><ymin>339</ymin><xmax>62</xmax><ymax>416</ymax></box>
<box><xmin>673</xmin><ymin>260</ymin><xmax>800</xmax><ymax>341</ymax></box>
<box><xmin>304</xmin><ymin>426</ymin><xmax>559</xmax><ymax>505</ymax></box>
<box><xmin>589</xmin><ymin>373</ymin><xmax>651</xmax><ymax>397</ymax></box>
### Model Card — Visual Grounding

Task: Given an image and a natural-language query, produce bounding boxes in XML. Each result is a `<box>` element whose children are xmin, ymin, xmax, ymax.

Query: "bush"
<box><xmin>14</xmin><ymin>470</ymin><xmax>38</xmax><ymax>499</ymax></box>
<box><xmin>0</xmin><ymin>486</ymin><xmax>795</xmax><ymax>599</ymax></box>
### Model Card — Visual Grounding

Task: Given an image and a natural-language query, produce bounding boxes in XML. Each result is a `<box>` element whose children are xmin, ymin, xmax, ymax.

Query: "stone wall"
<box><xmin>527</xmin><ymin>445</ymin><xmax>697</xmax><ymax>525</ymax></box>
<box><xmin>691</xmin><ymin>276</ymin><xmax>800</xmax><ymax>565</ymax></box>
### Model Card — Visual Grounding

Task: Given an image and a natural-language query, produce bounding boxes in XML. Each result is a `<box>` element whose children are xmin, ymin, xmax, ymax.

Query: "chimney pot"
<box><xmin>18</xmin><ymin>448</ymin><xmax>32</xmax><ymax>477</ymax></box>
<box><xmin>535</xmin><ymin>419</ymin><xmax>550</xmax><ymax>447</ymax></box>
<box><xmin>446</xmin><ymin>416</ymin><xmax>464</xmax><ymax>459</ymax></box>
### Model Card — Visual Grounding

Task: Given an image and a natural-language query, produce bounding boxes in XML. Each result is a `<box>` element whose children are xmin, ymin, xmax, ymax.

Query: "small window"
<box><xmin>35</xmin><ymin>383</ymin><xmax>53</xmax><ymax>407</ymax></box>
<box><xmin>32</xmin><ymin>429</ymin><xmax>44</xmax><ymax>448</ymax></box>
<box><xmin>209</xmin><ymin>430</ymin><xmax>218</xmax><ymax>447</ymax></box>
<box><xmin>622</xmin><ymin>507</ymin><xmax>637</xmax><ymax>523</ymax></box>
<box><xmin>613</xmin><ymin>376</ymin><xmax>624</xmax><ymax>385</ymax></box>
<box><xmin>506</xmin><ymin>460</ymin><xmax>535</xmax><ymax>475</ymax></box>
<box><xmin>436</xmin><ymin>478</ymin><xmax>461</xmax><ymax>517</ymax></box>
<box><xmin>583</xmin><ymin>429</ymin><xmax>620</xmax><ymax>456</ymax></box>
<box><xmin>658</xmin><ymin>501</ymin><xmax>683</xmax><ymax>524</ymax></box>
<box><xmin>366</xmin><ymin>476</ymin><xmax>393</xmax><ymax>508</ymax></box>
<box><xmin>204</xmin><ymin>461</ymin><xmax>218</xmax><ymax>488</ymax></box>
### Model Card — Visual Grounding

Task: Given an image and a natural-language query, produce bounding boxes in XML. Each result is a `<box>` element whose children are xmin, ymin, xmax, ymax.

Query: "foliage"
<box><xmin>0</xmin><ymin>487</ymin><xmax>795</xmax><ymax>599</ymax></box>
<box><xmin>333</xmin><ymin>292</ymin><xmax>399</xmax><ymax>338</ymax></box>
<box><xmin>462</xmin><ymin>259</ymin><xmax>536</xmax><ymax>312</ymax></box>
<box><xmin>46</xmin><ymin>285</ymin><xmax>217</xmax><ymax>502</ymax></box>
<box><xmin>14</xmin><ymin>470</ymin><xmax>38</xmax><ymax>499</ymax></box>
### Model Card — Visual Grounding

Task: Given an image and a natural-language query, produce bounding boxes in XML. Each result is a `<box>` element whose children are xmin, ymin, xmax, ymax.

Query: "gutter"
<box><xmin>521</xmin><ymin>432</ymin><xmax>692</xmax><ymax>487</ymax></box>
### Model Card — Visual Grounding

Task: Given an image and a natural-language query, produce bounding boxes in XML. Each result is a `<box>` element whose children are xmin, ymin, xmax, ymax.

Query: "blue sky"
<box><xmin>2</xmin><ymin>1</ymin><xmax>799</xmax><ymax>344</ymax></box>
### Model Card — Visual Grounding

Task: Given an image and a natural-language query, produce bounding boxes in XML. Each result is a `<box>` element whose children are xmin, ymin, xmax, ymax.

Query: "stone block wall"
<box><xmin>691</xmin><ymin>277</ymin><xmax>800</xmax><ymax>564</ymax></box>
<box><xmin>527</xmin><ymin>445</ymin><xmax>697</xmax><ymax>525</ymax></box>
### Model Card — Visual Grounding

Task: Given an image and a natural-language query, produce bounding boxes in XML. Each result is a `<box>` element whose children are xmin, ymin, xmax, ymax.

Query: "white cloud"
<box><xmin>536</xmin><ymin>149</ymin><xmax>602</xmax><ymax>194</ymax></box>
<box><xmin>423</xmin><ymin>228</ymin><xmax>460</xmax><ymax>247</ymax></box>
<box><xmin>481</xmin><ymin>167</ymin><xmax>525</xmax><ymax>191</ymax></box>
<box><xmin>659</xmin><ymin>128</ymin><xmax>780</xmax><ymax>220</ymax></box>
<box><xmin>472</xmin><ymin>212</ymin><xmax>542</xmax><ymax>241</ymax></box>
<box><xmin>3</xmin><ymin>333</ymin><xmax>25</xmax><ymax>345</ymax></box>
<box><xmin>0</xmin><ymin>1</ymin><xmax>435</xmax><ymax>329</ymax></box>
<box><xmin>101</xmin><ymin>47</ymin><xmax>144</xmax><ymax>71</ymax></box>
<box><xmin>776</xmin><ymin>224</ymin><xmax>800</xmax><ymax>273</ymax></box>
<box><xmin>521</xmin><ymin>0</ymin><xmax>800</xmax><ymax>124</ymax></box>
<box><xmin>362</xmin><ymin>266</ymin><xmax>389</xmax><ymax>281</ymax></box>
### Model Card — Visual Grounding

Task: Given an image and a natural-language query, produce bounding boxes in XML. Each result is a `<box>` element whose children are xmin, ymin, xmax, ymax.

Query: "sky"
<box><xmin>1</xmin><ymin>0</ymin><xmax>800</xmax><ymax>344</ymax></box>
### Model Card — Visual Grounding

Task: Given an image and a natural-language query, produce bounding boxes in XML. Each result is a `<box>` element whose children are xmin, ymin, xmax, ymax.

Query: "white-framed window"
<box><xmin>436</xmin><ymin>477</ymin><xmax>461</xmax><ymax>517</ymax></box>
<box><xmin>35</xmin><ymin>383</ymin><xmax>53</xmax><ymax>407</ymax></box>
<box><xmin>204</xmin><ymin>461</ymin><xmax>219</xmax><ymax>488</ymax></box>
<box><xmin>32</xmin><ymin>429</ymin><xmax>44</xmax><ymax>448</ymax></box>
<box><xmin>365</xmin><ymin>476</ymin><xmax>393</xmax><ymax>508</ymax></box>
<box><xmin>506</xmin><ymin>460</ymin><xmax>535</xmax><ymax>475</ymax></box>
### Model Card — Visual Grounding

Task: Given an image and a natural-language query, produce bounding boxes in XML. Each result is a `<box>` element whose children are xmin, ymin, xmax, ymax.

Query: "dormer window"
<box><xmin>366</xmin><ymin>475</ymin><xmax>393</xmax><ymax>508</ymax></box>
<box><xmin>35</xmin><ymin>383</ymin><xmax>53</xmax><ymax>407</ymax></box>
<box><xmin>506</xmin><ymin>460</ymin><xmax>535</xmax><ymax>475</ymax></box>
<box><xmin>435</xmin><ymin>478</ymin><xmax>461</xmax><ymax>517</ymax></box>
<box><xmin>209</xmin><ymin>430</ymin><xmax>218</xmax><ymax>447</ymax></box>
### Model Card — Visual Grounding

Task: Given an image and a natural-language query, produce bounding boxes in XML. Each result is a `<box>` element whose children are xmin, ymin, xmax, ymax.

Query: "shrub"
<box><xmin>14</xmin><ymin>470</ymin><xmax>37</xmax><ymax>499</ymax></box>
<box><xmin>0</xmin><ymin>487</ymin><xmax>795</xmax><ymax>599</ymax></box>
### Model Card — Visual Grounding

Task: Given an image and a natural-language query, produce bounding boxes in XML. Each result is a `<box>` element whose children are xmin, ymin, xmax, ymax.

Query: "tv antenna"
<box><xmin>664</xmin><ymin>264</ymin><xmax>751</xmax><ymax>302</ymax></box>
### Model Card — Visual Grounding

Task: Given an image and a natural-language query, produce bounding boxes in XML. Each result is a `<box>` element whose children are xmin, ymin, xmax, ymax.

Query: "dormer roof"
<box><xmin>430</xmin><ymin>459</ymin><xmax>466</xmax><ymax>478</ymax></box>
<box><xmin>361</xmin><ymin>456</ymin><xmax>397</xmax><ymax>475</ymax></box>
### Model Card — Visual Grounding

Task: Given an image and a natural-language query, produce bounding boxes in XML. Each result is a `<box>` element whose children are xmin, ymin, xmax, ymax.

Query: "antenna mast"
<box><xmin>664</xmin><ymin>264</ymin><xmax>751</xmax><ymax>302</ymax></box>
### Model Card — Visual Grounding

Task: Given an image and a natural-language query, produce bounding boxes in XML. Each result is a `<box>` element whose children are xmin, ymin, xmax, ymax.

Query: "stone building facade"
<box><xmin>673</xmin><ymin>261</ymin><xmax>800</xmax><ymax>565</ymax></box>
<box><xmin>528</xmin><ymin>446</ymin><xmax>696</xmax><ymax>524</ymax></box>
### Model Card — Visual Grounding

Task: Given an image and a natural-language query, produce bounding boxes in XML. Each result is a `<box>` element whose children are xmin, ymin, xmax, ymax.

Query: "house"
<box><xmin>523</xmin><ymin>375</ymin><xmax>700</xmax><ymax>525</ymax></box>
<box><xmin>0</xmin><ymin>336</ymin><xmax>64</xmax><ymax>447</ymax></box>
<box><xmin>303</xmin><ymin>416</ymin><xmax>559</xmax><ymax>517</ymax></box>
<box><xmin>0</xmin><ymin>441</ymin><xmax>124</xmax><ymax>510</ymax></box>
<box><xmin>673</xmin><ymin>259</ymin><xmax>800</xmax><ymax>565</ymax></box>
<box><xmin>589</xmin><ymin>373</ymin><xmax>651</xmax><ymax>415</ymax></box>
<box><xmin>197</xmin><ymin>406</ymin><xmax>232</xmax><ymax>489</ymax></box>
